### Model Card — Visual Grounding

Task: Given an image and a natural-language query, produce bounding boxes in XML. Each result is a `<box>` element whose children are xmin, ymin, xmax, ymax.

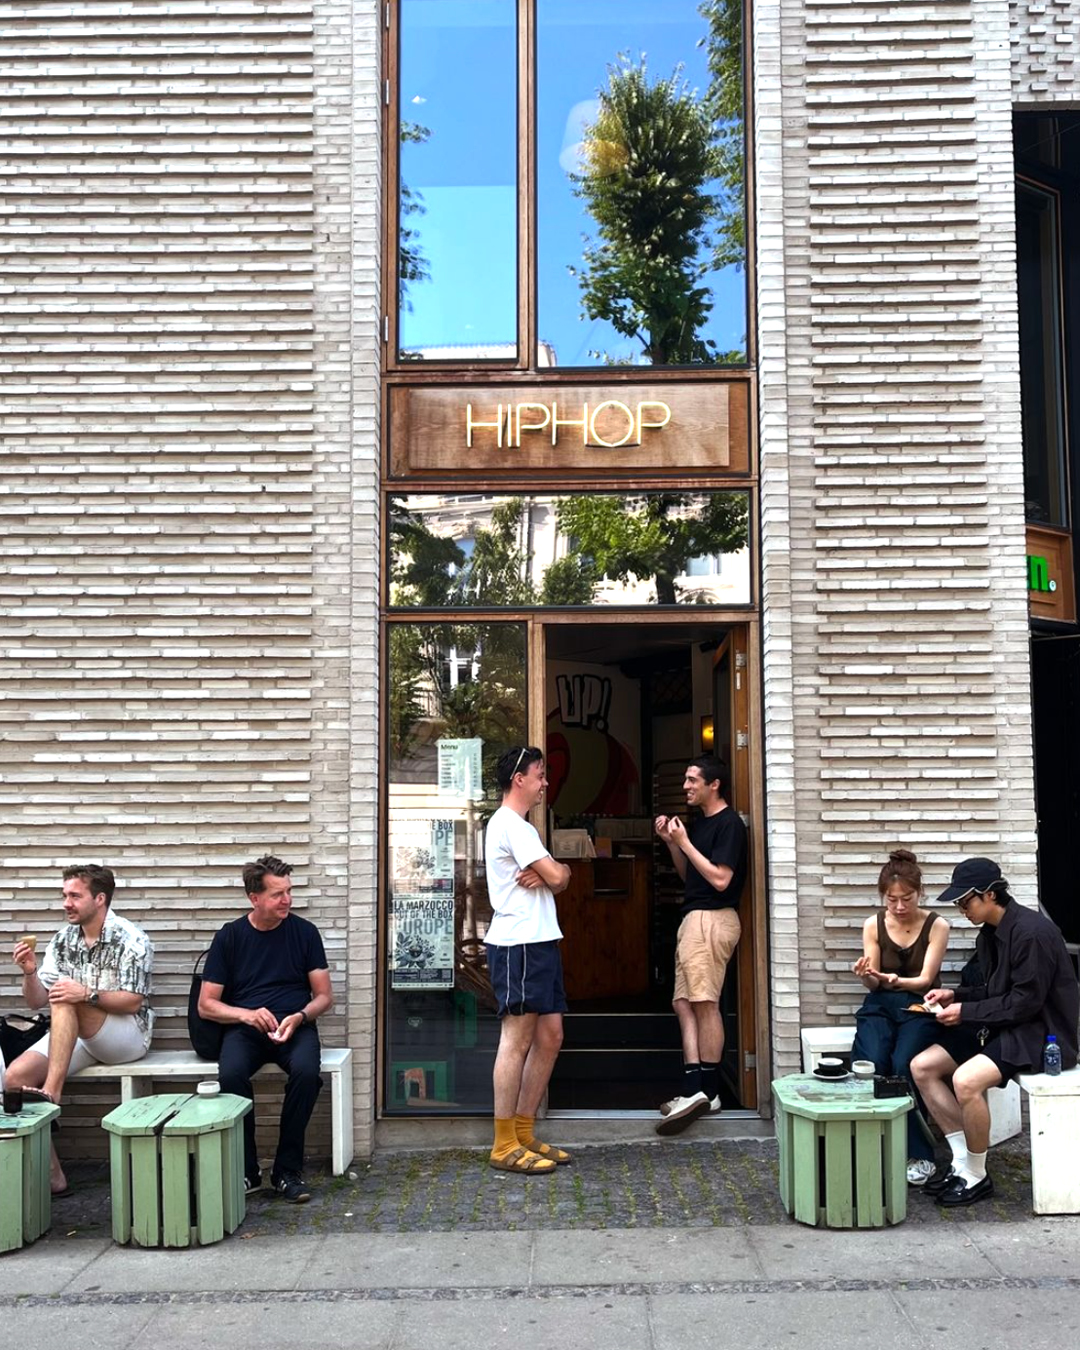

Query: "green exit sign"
<box><xmin>1028</xmin><ymin>555</ymin><xmax>1057</xmax><ymax>593</ymax></box>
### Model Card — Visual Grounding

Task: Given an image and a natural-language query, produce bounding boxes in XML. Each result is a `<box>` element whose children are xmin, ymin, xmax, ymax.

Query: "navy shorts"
<box><xmin>486</xmin><ymin>940</ymin><xmax>567</xmax><ymax>1017</ymax></box>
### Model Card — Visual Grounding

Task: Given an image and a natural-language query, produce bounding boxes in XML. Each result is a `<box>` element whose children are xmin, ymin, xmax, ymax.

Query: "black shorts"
<box><xmin>486</xmin><ymin>939</ymin><xmax>567</xmax><ymax>1017</ymax></box>
<box><xmin>939</xmin><ymin>1025</ymin><xmax>1032</xmax><ymax>1085</ymax></box>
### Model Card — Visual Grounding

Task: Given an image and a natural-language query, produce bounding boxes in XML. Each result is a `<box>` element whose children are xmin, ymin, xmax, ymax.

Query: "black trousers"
<box><xmin>218</xmin><ymin>1022</ymin><xmax>322</xmax><ymax>1179</ymax></box>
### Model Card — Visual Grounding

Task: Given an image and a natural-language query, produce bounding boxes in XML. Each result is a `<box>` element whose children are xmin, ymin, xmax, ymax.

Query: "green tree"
<box><xmin>398</xmin><ymin>120</ymin><xmax>432</xmax><ymax>319</ymax></box>
<box><xmin>554</xmin><ymin>492</ymin><xmax>748</xmax><ymax>605</ymax></box>
<box><xmin>571</xmin><ymin>57</ymin><xmax>720</xmax><ymax>365</ymax></box>
<box><xmin>698</xmin><ymin>0</ymin><xmax>745</xmax><ymax>273</ymax></box>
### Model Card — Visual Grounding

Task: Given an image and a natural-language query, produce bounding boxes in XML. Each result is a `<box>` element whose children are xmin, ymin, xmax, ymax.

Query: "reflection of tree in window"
<box><xmin>552</xmin><ymin>493</ymin><xmax>748</xmax><ymax>605</ymax></box>
<box><xmin>569</xmin><ymin>3</ymin><xmax>745</xmax><ymax>366</ymax></box>
<box><xmin>398</xmin><ymin>119</ymin><xmax>432</xmax><ymax>341</ymax></box>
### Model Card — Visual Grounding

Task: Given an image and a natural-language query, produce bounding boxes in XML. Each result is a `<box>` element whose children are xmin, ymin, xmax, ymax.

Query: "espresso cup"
<box><xmin>817</xmin><ymin>1056</ymin><xmax>844</xmax><ymax>1076</ymax></box>
<box><xmin>851</xmin><ymin>1059</ymin><xmax>875</xmax><ymax>1079</ymax></box>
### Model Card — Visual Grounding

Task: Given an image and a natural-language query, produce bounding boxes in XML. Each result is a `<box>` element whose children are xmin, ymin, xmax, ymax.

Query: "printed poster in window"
<box><xmin>391</xmin><ymin>892</ymin><xmax>455</xmax><ymax>990</ymax></box>
<box><xmin>431</xmin><ymin>818</ymin><xmax>455</xmax><ymax>883</ymax></box>
<box><xmin>437</xmin><ymin>738</ymin><xmax>482</xmax><ymax>799</ymax></box>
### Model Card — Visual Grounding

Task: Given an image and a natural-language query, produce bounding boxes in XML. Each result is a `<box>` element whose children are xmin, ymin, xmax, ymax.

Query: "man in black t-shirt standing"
<box><xmin>654</xmin><ymin>755</ymin><xmax>747</xmax><ymax>1135</ymax></box>
<box><xmin>198</xmin><ymin>856</ymin><xmax>333</xmax><ymax>1202</ymax></box>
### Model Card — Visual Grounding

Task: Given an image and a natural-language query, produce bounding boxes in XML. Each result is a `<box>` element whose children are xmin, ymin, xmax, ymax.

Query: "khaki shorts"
<box><xmin>674</xmin><ymin>908</ymin><xmax>741</xmax><ymax>1003</ymax></box>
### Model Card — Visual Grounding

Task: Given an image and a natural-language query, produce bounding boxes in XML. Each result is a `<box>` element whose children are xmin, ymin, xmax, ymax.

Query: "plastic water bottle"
<box><xmin>1044</xmin><ymin>1035</ymin><xmax>1062</xmax><ymax>1077</ymax></box>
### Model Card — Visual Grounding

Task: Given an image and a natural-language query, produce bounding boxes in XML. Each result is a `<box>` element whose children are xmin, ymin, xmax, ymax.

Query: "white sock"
<box><xmin>946</xmin><ymin>1130</ymin><xmax>968</xmax><ymax>1167</ymax></box>
<box><xmin>961</xmin><ymin>1149</ymin><xmax>988</xmax><ymax>1185</ymax></box>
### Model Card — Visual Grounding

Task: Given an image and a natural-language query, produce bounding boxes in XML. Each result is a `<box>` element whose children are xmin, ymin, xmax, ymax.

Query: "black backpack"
<box><xmin>187</xmin><ymin>927</ymin><xmax>234</xmax><ymax>1060</ymax></box>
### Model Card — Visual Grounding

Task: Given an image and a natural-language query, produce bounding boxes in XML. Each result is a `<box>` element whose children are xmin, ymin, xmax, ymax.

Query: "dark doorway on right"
<box><xmin>1015</xmin><ymin>112</ymin><xmax>1080</xmax><ymax>945</ymax></box>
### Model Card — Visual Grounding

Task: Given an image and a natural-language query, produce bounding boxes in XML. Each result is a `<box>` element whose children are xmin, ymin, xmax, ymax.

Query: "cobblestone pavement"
<box><xmin>44</xmin><ymin>1133</ymin><xmax>1036</xmax><ymax>1241</ymax></box>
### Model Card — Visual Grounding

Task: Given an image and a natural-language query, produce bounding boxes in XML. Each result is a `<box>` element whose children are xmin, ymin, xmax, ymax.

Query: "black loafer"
<box><xmin>936</xmin><ymin>1173</ymin><xmax>994</xmax><ymax>1207</ymax></box>
<box><xmin>923</xmin><ymin>1162</ymin><xmax>957</xmax><ymax>1196</ymax></box>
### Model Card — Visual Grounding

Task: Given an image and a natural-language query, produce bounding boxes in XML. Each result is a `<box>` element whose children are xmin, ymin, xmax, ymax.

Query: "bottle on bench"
<box><xmin>1044</xmin><ymin>1035</ymin><xmax>1062</xmax><ymax>1077</ymax></box>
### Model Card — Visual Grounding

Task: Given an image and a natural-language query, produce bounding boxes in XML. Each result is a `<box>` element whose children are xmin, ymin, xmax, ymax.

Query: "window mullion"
<box><xmin>519</xmin><ymin>0</ymin><xmax>536</xmax><ymax>371</ymax></box>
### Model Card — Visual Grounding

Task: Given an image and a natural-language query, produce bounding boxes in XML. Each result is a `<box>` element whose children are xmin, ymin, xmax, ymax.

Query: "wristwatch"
<box><xmin>298</xmin><ymin>1009</ymin><xmax>308</xmax><ymax>1025</ymax></box>
<box><xmin>88</xmin><ymin>990</ymin><xmax>100</xmax><ymax>1006</ymax></box>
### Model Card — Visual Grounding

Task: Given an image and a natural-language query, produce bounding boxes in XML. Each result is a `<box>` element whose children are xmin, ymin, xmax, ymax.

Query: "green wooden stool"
<box><xmin>0</xmin><ymin>1100</ymin><xmax>62</xmax><ymax>1253</ymax></box>
<box><xmin>772</xmin><ymin>1074</ymin><xmax>911</xmax><ymax>1228</ymax></box>
<box><xmin>103</xmin><ymin>1091</ymin><xmax>252</xmax><ymax>1247</ymax></box>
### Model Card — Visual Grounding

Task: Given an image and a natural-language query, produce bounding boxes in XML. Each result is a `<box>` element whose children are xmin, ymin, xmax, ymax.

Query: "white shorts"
<box><xmin>32</xmin><ymin>1013</ymin><xmax>151</xmax><ymax>1076</ymax></box>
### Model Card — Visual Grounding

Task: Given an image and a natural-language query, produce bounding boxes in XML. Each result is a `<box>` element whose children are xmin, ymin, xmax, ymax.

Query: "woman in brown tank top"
<box><xmin>850</xmin><ymin>850</ymin><xmax>950</xmax><ymax>1185</ymax></box>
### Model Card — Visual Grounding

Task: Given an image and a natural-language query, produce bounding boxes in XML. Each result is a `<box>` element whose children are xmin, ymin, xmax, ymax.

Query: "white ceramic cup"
<box><xmin>851</xmin><ymin>1060</ymin><xmax>875</xmax><ymax>1079</ymax></box>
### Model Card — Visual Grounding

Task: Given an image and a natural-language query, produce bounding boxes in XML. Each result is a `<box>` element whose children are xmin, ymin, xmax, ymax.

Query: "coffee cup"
<box><xmin>2</xmin><ymin>1086</ymin><xmax>24</xmax><ymax>1115</ymax></box>
<box><xmin>851</xmin><ymin>1059</ymin><xmax>875</xmax><ymax>1079</ymax></box>
<box><xmin>816</xmin><ymin>1056</ymin><xmax>844</xmax><ymax>1076</ymax></box>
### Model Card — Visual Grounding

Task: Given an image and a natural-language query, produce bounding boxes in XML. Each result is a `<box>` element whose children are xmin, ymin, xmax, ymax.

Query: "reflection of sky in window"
<box><xmin>399</xmin><ymin>0</ymin><xmax>745</xmax><ymax>367</ymax></box>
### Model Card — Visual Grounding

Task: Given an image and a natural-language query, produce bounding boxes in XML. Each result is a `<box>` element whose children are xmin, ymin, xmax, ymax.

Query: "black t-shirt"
<box><xmin>203</xmin><ymin>913</ymin><xmax>328</xmax><ymax>1020</ymax></box>
<box><xmin>682</xmin><ymin>806</ymin><xmax>748</xmax><ymax>914</ymax></box>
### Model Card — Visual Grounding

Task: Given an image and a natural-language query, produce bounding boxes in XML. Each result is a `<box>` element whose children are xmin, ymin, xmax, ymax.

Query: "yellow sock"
<box><xmin>515</xmin><ymin>1113</ymin><xmax>572</xmax><ymax>1164</ymax></box>
<box><xmin>491</xmin><ymin>1117</ymin><xmax>520</xmax><ymax>1160</ymax></box>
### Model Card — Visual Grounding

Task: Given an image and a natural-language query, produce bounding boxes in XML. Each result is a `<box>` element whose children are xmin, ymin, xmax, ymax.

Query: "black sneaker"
<box><xmin>923</xmin><ymin>1161</ymin><xmax>957</xmax><ymax>1196</ymax></box>
<box><xmin>270</xmin><ymin>1171</ymin><xmax>312</xmax><ymax>1204</ymax></box>
<box><xmin>936</xmin><ymin>1173</ymin><xmax>994</xmax><ymax>1207</ymax></box>
<box><xmin>244</xmin><ymin>1171</ymin><xmax>263</xmax><ymax>1195</ymax></box>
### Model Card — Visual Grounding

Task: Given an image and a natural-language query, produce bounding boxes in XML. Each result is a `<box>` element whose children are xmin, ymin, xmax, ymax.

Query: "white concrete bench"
<box><xmin>1017</xmin><ymin>1065</ymin><xmax>1080</xmax><ymax>1214</ymax></box>
<box><xmin>73</xmin><ymin>1047</ymin><xmax>354</xmax><ymax>1176</ymax></box>
<box><xmin>800</xmin><ymin>1025</ymin><xmax>1022</xmax><ymax>1146</ymax></box>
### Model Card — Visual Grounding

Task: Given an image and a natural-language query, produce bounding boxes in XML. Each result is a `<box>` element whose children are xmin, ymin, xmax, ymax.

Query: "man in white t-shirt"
<box><xmin>484</xmin><ymin>745</ymin><xmax>571</xmax><ymax>1174</ymax></box>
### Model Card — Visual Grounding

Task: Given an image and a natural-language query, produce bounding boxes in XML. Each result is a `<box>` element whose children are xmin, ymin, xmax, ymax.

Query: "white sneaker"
<box><xmin>659</xmin><ymin>1094</ymin><xmax>721</xmax><ymax>1116</ymax></box>
<box><xmin>655</xmin><ymin>1092</ymin><xmax>711</xmax><ymax>1136</ymax></box>
<box><xmin>906</xmin><ymin>1158</ymin><xmax>936</xmax><ymax>1186</ymax></box>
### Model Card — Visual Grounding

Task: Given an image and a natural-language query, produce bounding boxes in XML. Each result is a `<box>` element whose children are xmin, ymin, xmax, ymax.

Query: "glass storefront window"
<box><xmin>1017</xmin><ymin>181</ymin><xmax>1069</xmax><ymax>527</ymax></box>
<box><xmin>397</xmin><ymin>1</ymin><xmax>517</xmax><ymax>360</ymax></box>
<box><xmin>388</xmin><ymin>491</ymin><xmax>751</xmax><ymax>607</ymax></box>
<box><xmin>385</xmin><ymin>621</ymin><xmax>526</xmax><ymax>1112</ymax></box>
<box><xmin>537</xmin><ymin>0</ymin><xmax>746</xmax><ymax>366</ymax></box>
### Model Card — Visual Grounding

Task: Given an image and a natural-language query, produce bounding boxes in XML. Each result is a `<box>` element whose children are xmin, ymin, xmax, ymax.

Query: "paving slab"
<box><xmin>0</xmin><ymin>1302</ymin><xmax>157</xmax><ymax>1350</ymax></box>
<box><xmin>130</xmin><ymin>1300</ymin><xmax>398</xmax><ymax>1350</ymax></box>
<box><xmin>748</xmin><ymin>1222</ymin><xmax>996</xmax><ymax>1281</ymax></box>
<box><xmin>650</xmin><ymin>1289</ymin><xmax>901</xmax><ymax>1350</ymax></box>
<box><xmin>531</xmin><ymin>1226</ymin><xmax>763</xmax><ymax>1285</ymax></box>
<box><xmin>0</xmin><ymin>1238</ymin><xmax>110</xmax><ymax>1296</ymax></box>
<box><xmin>894</xmin><ymin>1286</ymin><xmax>1080</xmax><ymax>1344</ymax></box>
<box><xmin>964</xmin><ymin>1218</ymin><xmax>1080</xmax><ymax>1277</ymax></box>
<box><xmin>64</xmin><ymin>1233</ymin><xmax>321</xmax><ymax>1294</ymax></box>
<box><xmin>390</xmin><ymin>1293</ymin><xmax>652</xmax><ymax>1350</ymax></box>
<box><xmin>297</xmin><ymin>1230</ymin><xmax>532</xmax><ymax>1290</ymax></box>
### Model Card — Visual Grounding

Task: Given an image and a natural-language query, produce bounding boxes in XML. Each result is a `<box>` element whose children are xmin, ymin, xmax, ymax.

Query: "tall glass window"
<box><xmin>397</xmin><ymin>1</ymin><xmax>518</xmax><ymax>360</ymax></box>
<box><xmin>385</xmin><ymin>621</ymin><xmax>527</xmax><ymax>1112</ymax></box>
<box><xmin>537</xmin><ymin>0</ymin><xmax>746</xmax><ymax>366</ymax></box>
<box><xmin>388</xmin><ymin>491</ymin><xmax>752</xmax><ymax>607</ymax></box>
<box><xmin>1017</xmin><ymin>181</ymin><xmax>1069</xmax><ymax>527</ymax></box>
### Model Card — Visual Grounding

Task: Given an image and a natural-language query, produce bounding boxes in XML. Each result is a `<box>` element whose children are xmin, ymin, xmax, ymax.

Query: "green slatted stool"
<box><xmin>773</xmin><ymin>1074</ymin><xmax>911</xmax><ymax>1228</ymax></box>
<box><xmin>103</xmin><ymin>1091</ymin><xmax>252</xmax><ymax>1247</ymax></box>
<box><xmin>0</xmin><ymin>1100</ymin><xmax>61</xmax><ymax>1253</ymax></box>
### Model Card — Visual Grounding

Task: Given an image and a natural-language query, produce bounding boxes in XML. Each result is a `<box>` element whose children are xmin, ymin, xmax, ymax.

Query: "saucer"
<box><xmin>812</xmin><ymin>1068</ymin><xmax>851</xmax><ymax>1082</ymax></box>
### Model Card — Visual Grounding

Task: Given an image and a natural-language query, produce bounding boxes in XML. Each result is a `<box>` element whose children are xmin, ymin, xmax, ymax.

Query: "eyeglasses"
<box><xmin>953</xmin><ymin>890</ymin><xmax>978</xmax><ymax>908</ymax></box>
<box><xmin>511</xmin><ymin>746</ymin><xmax>539</xmax><ymax>777</ymax></box>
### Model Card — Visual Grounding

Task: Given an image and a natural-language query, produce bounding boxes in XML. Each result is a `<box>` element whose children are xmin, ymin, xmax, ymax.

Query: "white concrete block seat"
<box><xmin>1017</xmin><ymin>1065</ymin><xmax>1080</xmax><ymax>1214</ymax></box>
<box><xmin>74</xmin><ymin>1047</ymin><xmax>354</xmax><ymax>1175</ymax></box>
<box><xmin>799</xmin><ymin>1025</ymin><xmax>1021</xmax><ymax>1146</ymax></box>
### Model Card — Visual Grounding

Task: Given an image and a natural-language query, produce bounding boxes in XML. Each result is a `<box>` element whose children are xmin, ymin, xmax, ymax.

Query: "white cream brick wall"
<box><xmin>0</xmin><ymin>0</ymin><xmax>381</xmax><ymax>1161</ymax></box>
<box><xmin>1011</xmin><ymin>0</ymin><xmax>1079</xmax><ymax>98</ymax></box>
<box><xmin>757</xmin><ymin>0</ymin><xmax>1038</xmax><ymax>1076</ymax></box>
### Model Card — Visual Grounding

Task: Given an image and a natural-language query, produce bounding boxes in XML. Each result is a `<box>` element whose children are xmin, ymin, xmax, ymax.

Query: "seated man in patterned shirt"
<box><xmin>7</xmin><ymin>863</ymin><xmax>154</xmax><ymax>1195</ymax></box>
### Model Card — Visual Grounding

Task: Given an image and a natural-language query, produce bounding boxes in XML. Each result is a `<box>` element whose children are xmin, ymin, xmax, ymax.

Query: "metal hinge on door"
<box><xmin>736</xmin><ymin>729</ymin><xmax>748</xmax><ymax>750</ymax></box>
<box><xmin>744</xmin><ymin>1052</ymin><xmax>756</xmax><ymax>1071</ymax></box>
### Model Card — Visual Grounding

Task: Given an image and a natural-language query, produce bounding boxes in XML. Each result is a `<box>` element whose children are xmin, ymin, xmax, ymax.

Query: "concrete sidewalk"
<box><xmin>3</xmin><ymin>1220</ymin><xmax>1080</xmax><ymax>1350</ymax></box>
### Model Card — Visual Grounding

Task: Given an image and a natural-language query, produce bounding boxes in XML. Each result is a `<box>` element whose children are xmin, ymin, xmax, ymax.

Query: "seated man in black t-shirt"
<box><xmin>654</xmin><ymin>755</ymin><xmax>748</xmax><ymax>1135</ymax></box>
<box><xmin>198</xmin><ymin>856</ymin><xmax>333</xmax><ymax>1203</ymax></box>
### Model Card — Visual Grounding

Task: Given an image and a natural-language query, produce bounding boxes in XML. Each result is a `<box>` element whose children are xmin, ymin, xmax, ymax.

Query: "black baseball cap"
<box><xmin>936</xmin><ymin>857</ymin><xmax>1003</xmax><ymax>905</ymax></box>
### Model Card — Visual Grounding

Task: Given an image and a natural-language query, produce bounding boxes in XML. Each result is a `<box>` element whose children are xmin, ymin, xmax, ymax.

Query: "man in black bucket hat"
<box><xmin>910</xmin><ymin>858</ymin><xmax>1079</xmax><ymax>1207</ymax></box>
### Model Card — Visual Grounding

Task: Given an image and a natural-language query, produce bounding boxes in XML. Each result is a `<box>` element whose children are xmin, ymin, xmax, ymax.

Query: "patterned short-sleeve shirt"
<box><xmin>38</xmin><ymin>910</ymin><xmax>154</xmax><ymax>1036</ymax></box>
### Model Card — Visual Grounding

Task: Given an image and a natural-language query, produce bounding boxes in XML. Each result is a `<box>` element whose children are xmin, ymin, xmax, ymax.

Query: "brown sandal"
<box><xmin>489</xmin><ymin>1146</ymin><xmax>557</xmax><ymax>1174</ymax></box>
<box><xmin>527</xmin><ymin>1139</ymin><xmax>572</xmax><ymax>1165</ymax></box>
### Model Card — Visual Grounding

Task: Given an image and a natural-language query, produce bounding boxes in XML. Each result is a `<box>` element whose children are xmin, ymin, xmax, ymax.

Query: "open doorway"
<box><xmin>540</xmin><ymin>620</ymin><xmax>758</xmax><ymax>1112</ymax></box>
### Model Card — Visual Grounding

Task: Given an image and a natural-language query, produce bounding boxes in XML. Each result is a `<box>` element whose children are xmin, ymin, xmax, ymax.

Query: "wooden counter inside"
<box><xmin>556</xmin><ymin>857</ymin><xmax>650</xmax><ymax>1001</ymax></box>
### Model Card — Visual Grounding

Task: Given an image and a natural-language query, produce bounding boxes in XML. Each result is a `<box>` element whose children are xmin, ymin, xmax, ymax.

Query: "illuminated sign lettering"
<box><xmin>1028</xmin><ymin>555</ymin><xmax>1057</xmax><ymax>594</ymax></box>
<box><xmin>465</xmin><ymin>399</ymin><xmax>672</xmax><ymax>449</ymax></box>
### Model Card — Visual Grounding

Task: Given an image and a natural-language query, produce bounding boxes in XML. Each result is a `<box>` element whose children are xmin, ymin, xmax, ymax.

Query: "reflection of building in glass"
<box><xmin>392</xmin><ymin>493</ymin><xmax>751</xmax><ymax>607</ymax></box>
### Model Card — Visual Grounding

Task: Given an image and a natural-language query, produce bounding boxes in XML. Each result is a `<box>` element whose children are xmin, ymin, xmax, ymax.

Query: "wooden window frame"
<box><xmin>381</xmin><ymin>0</ymin><xmax>755</xmax><ymax>376</ymax></box>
